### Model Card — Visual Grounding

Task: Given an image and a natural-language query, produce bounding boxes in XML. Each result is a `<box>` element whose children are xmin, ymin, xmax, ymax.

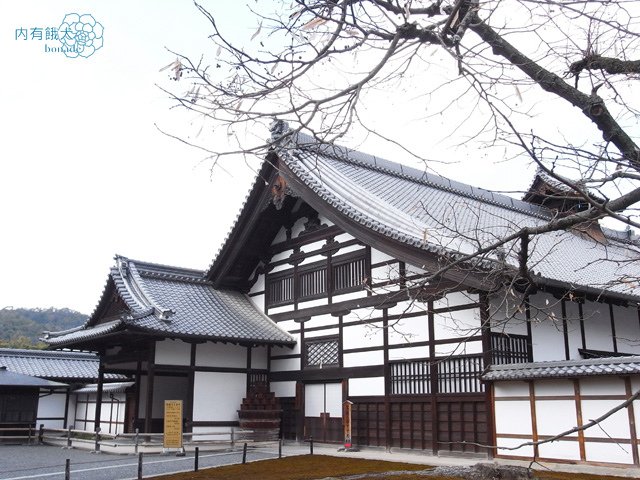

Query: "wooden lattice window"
<box><xmin>305</xmin><ymin>337</ymin><xmax>339</xmax><ymax>368</ymax></box>
<box><xmin>332</xmin><ymin>253</ymin><xmax>367</xmax><ymax>294</ymax></box>
<box><xmin>390</xmin><ymin>360</ymin><xmax>430</xmax><ymax>394</ymax></box>
<box><xmin>298</xmin><ymin>266</ymin><xmax>327</xmax><ymax>301</ymax></box>
<box><xmin>265</xmin><ymin>248</ymin><xmax>369</xmax><ymax>308</ymax></box>
<box><xmin>266</xmin><ymin>273</ymin><xmax>294</xmax><ymax>307</ymax></box>
<box><xmin>490</xmin><ymin>332</ymin><xmax>530</xmax><ymax>364</ymax></box>
<box><xmin>437</xmin><ymin>354</ymin><xmax>484</xmax><ymax>393</ymax></box>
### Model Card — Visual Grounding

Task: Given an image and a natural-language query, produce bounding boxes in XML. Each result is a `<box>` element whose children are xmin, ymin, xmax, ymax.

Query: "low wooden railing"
<box><xmin>37</xmin><ymin>425</ymin><xmax>280</xmax><ymax>453</ymax></box>
<box><xmin>0</xmin><ymin>424</ymin><xmax>36</xmax><ymax>444</ymax></box>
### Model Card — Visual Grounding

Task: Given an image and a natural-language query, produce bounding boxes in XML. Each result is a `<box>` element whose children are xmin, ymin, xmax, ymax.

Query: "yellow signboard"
<box><xmin>163</xmin><ymin>400</ymin><xmax>183</xmax><ymax>449</ymax></box>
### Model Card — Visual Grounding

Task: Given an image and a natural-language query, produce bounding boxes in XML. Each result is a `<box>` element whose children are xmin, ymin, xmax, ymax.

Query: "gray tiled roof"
<box><xmin>482</xmin><ymin>356</ymin><xmax>640</xmax><ymax>381</ymax></box>
<box><xmin>0</xmin><ymin>367</ymin><xmax>68</xmax><ymax>388</ymax></box>
<box><xmin>272</xmin><ymin>126</ymin><xmax>640</xmax><ymax>301</ymax></box>
<box><xmin>45</xmin><ymin>257</ymin><xmax>294</xmax><ymax>347</ymax></box>
<box><xmin>73</xmin><ymin>381</ymin><xmax>135</xmax><ymax>394</ymax></box>
<box><xmin>0</xmin><ymin>348</ymin><xmax>120</xmax><ymax>381</ymax></box>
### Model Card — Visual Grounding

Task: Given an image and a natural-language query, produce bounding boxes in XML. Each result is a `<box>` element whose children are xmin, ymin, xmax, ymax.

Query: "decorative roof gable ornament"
<box><xmin>270</xmin><ymin>119</ymin><xmax>289</xmax><ymax>139</ymax></box>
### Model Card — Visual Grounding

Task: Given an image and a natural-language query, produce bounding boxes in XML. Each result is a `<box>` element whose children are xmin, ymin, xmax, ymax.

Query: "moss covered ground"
<box><xmin>151</xmin><ymin>454</ymin><xmax>634</xmax><ymax>480</ymax></box>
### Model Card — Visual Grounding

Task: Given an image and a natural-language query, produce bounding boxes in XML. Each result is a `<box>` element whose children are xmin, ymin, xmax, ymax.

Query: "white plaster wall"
<box><xmin>494</xmin><ymin>400</ymin><xmax>532</xmax><ymax>434</ymax></box>
<box><xmin>433</xmin><ymin>307</ymin><xmax>480</xmax><ymax>341</ymax></box>
<box><xmin>387</xmin><ymin>300</ymin><xmax>428</xmax><ymax>317</ymax></box>
<box><xmin>489</xmin><ymin>294</ymin><xmax>528</xmax><ymax>335</ymax></box>
<box><xmin>297</xmin><ymin>298</ymin><xmax>329</xmax><ymax>309</ymax></box>
<box><xmin>298</xmin><ymin>253</ymin><xmax>326</xmax><ymax>266</ymax></box>
<box><xmin>290</xmin><ymin>217</ymin><xmax>308</xmax><ymax>238</ymax></box>
<box><xmin>270</xmin><ymin>263</ymin><xmax>294</xmax><ymax>274</ymax></box>
<box><xmin>333</xmin><ymin>232</ymin><xmax>354</xmax><ymax>243</ymax></box>
<box><xmin>343</xmin><ymin>323</ymin><xmax>383</xmax><ymax>350</ymax></box>
<box><xmin>496</xmin><ymin>437</ymin><xmax>534</xmax><ymax>458</ymax></box>
<box><xmin>335</xmin><ymin>244</ymin><xmax>364</xmax><ymax>256</ymax></box>
<box><xmin>275</xmin><ymin>319</ymin><xmax>299</xmax><ymax>335</ymax></box>
<box><xmin>434</xmin><ymin>291</ymin><xmax>478</xmax><ymax>309</ymax></box>
<box><xmin>434</xmin><ymin>339</ymin><xmax>482</xmax><ymax>356</ymax></box>
<box><xmin>388</xmin><ymin>315</ymin><xmax>429</xmax><ymax>345</ymax></box>
<box><xmin>534</xmin><ymin>379</ymin><xmax>574</xmax><ymax>396</ymax></box>
<box><xmin>581</xmin><ymin>399</ymin><xmax>631</xmax><ymax>439</ymax></box>
<box><xmin>563</xmin><ymin>300</ymin><xmax>583</xmax><ymax>360</ymax></box>
<box><xmin>196</xmin><ymin>342</ymin><xmax>246</xmax><ymax>368</ymax></box>
<box><xmin>585</xmin><ymin>441</ymin><xmax>634</xmax><ymax>464</ymax></box>
<box><xmin>37</xmin><ymin>393</ymin><xmax>67</xmax><ymax>428</ymax></box>
<box><xmin>306</xmin><ymin>328</ymin><xmax>339</xmax><ymax>339</ymax></box>
<box><xmin>305</xmin><ymin>384</ymin><xmax>324</xmax><ymax>416</ymax></box>
<box><xmin>580</xmin><ymin>376</ymin><xmax>625</xmax><ymax>395</ymax></box>
<box><xmin>388</xmin><ymin>345</ymin><xmax>429</xmax><ymax>360</ymax></box>
<box><xmin>537</xmin><ymin>440</ymin><xmax>580</xmax><ymax>461</ymax></box>
<box><xmin>305</xmin><ymin>313</ymin><xmax>337</xmax><ymax>330</ymax></box>
<box><xmin>494</xmin><ymin>382</ymin><xmax>528</xmax><ymax>397</ymax></box>
<box><xmin>529</xmin><ymin>292</ymin><xmax>566</xmax><ymax>361</ymax></box>
<box><xmin>343</xmin><ymin>350</ymin><xmax>384</xmax><ymax>367</ymax></box>
<box><xmin>332</xmin><ymin>291</ymin><xmax>367</xmax><ymax>303</ymax></box>
<box><xmin>535</xmin><ymin>400</ymin><xmax>578</xmax><ymax>437</ymax></box>
<box><xmin>193</xmin><ymin>372</ymin><xmax>246</xmax><ymax>422</ymax></box>
<box><xmin>349</xmin><ymin>377</ymin><xmax>385</xmax><ymax>396</ymax></box>
<box><xmin>582</xmin><ymin>300</ymin><xmax>614</xmax><ymax>351</ymax></box>
<box><xmin>612</xmin><ymin>304</ymin><xmax>640</xmax><ymax>353</ymax></box>
<box><xmin>301</xmin><ymin>240</ymin><xmax>326</xmax><ymax>254</ymax></box>
<box><xmin>251</xmin><ymin>346</ymin><xmax>268</xmax><ymax>369</ymax></box>
<box><xmin>249</xmin><ymin>273</ymin><xmax>265</xmax><ymax>294</ymax></box>
<box><xmin>370</xmin><ymin>248</ymin><xmax>395</xmax><ymax>265</ymax></box>
<box><xmin>271</xmin><ymin>358</ymin><xmax>300</xmax><ymax>371</ymax></box>
<box><xmin>155</xmin><ymin>339</ymin><xmax>191</xmax><ymax>366</ymax></box>
<box><xmin>271</xmin><ymin>381</ymin><xmax>296</xmax><ymax>398</ymax></box>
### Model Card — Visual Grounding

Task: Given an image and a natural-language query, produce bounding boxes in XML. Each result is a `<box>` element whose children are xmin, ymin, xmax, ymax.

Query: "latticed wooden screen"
<box><xmin>266</xmin><ymin>274</ymin><xmax>294</xmax><ymax>306</ymax></box>
<box><xmin>333</xmin><ymin>256</ymin><xmax>366</xmax><ymax>293</ymax></box>
<box><xmin>390</xmin><ymin>361</ymin><xmax>431</xmax><ymax>394</ymax></box>
<box><xmin>305</xmin><ymin>338</ymin><xmax>339</xmax><ymax>367</ymax></box>
<box><xmin>390</xmin><ymin>355</ymin><xmax>485</xmax><ymax>395</ymax></box>
<box><xmin>265</xmin><ymin>249</ymin><xmax>368</xmax><ymax>307</ymax></box>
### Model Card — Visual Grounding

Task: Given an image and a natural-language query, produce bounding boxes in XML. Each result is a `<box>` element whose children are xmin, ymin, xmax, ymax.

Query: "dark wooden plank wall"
<box><xmin>351</xmin><ymin>395</ymin><xmax>488</xmax><ymax>454</ymax></box>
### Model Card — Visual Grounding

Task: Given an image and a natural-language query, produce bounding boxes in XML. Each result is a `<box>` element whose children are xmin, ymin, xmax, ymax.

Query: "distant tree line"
<box><xmin>0</xmin><ymin>307</ymin><xmax>87</xmax><ymax>349</ymax></box>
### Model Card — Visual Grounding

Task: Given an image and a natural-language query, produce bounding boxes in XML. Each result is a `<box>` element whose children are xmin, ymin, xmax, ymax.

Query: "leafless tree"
<box><xmin>163</xmin><ymin>0</ymin><xmax>640</xmax><ymax>274</ymax></box>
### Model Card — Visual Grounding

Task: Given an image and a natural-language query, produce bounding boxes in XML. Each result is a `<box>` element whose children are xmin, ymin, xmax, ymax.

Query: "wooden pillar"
<box><xmin>428</xmin><ymin>300</ymin><xmax>438</xmax><ymax>455</ymax></box>
<box><xmin>528</xmin><ymin>381</ymin><xmax>539</xmax><ymax>460</ymax></box>
<box><xmin>382</xmin><ymin>309</ymin><xmax>391</xmax><ymax>451</ymax></box>
<box><xmin>186</xmin><ymin>343</ymin><xmax>197</xmax><ymax>433</ymax></box>
<box><xmin>479</xmin><ymin>293</ymin><xmax>495</xmax><ymax>459</ymax></box>
<box><xmin>133</xmin><ymin>358</ymin><xmax>142</xmax><ymax>431</ymax></box>
<box><xmin>573</xmin><ymin>379</ymin><xmax>586</xmax><ymax>461</ymax></box>
<box><xmin>560</xmin><ymin>300</ymin><xmax>570</xmax><ymax>360</ymax></box>
<box><xmin>625</xmin><ymin>377</ymin><xmax>640</xmax><ymax>466</ymax></box>
<box><xmin>63</xmin><ymin>387</ymin><xmax>71</xmax><ymax>429</ymax></box>
<box><xmin>94</xmin><ymin>361</ymin><xmax>105</xmax><ymax>431</ymax></box>
<box><xmin>144</xmin><ymin>346</ymin><xmax>155</xmax><ymax>434</ymax></box>
<box><xmin>295</xmin><ymin>381</ymin><xmax>305</xmax><ymax>441</ymax></box>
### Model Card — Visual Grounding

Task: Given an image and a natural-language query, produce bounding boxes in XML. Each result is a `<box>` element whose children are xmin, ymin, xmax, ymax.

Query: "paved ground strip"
<box><xmin>0</xmin><ymin>445</ymin><xmax>277</xmax><ymax>480</ymax></box>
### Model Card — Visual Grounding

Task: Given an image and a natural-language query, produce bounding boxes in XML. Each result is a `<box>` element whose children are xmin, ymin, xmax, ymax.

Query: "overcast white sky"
<box><xmin>0</xmin><ymin>1</ymin><xmax>262</xmax><ymax>314</ymax></box>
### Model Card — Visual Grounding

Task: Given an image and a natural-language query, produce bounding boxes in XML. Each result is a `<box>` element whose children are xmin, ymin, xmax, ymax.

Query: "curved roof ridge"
<box><xmin>117</xmin><ymin>257</ymin><xmax>174</xmax><ymax>321</ymax></box>
<box><xmin>286</xmin><ymin>130</ymin><xmax>551</xmax><ymax>221</ymax></box>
